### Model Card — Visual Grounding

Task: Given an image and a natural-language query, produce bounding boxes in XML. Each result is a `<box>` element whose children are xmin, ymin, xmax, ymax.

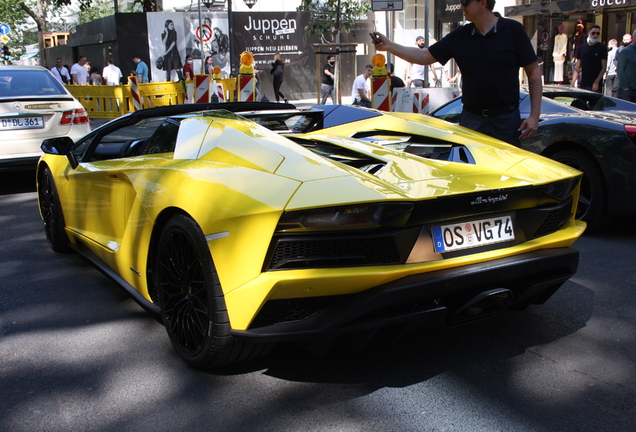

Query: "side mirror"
<box><xmin>41</xmin><ymin>137</ymin><xmax>79</xmax><ymax>169</ymax></box>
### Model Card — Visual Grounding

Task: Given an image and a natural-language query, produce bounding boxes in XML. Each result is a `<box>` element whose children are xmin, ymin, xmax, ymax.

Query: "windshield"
<box><xmin>0</xmin><ymin>69</ymin><xmax>68</xmax><ymax>98</ymax></box>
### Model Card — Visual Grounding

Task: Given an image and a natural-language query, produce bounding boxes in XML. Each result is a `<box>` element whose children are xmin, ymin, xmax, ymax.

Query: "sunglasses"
<box><xmin>460</xmin><ymin>0</ymin><xmax>474</xmax><ymax>6</ymax></box>
<box><xmin>590</xmin><ymin>31</ymin><xmax>601</xmax><ymax>35</ymax></box>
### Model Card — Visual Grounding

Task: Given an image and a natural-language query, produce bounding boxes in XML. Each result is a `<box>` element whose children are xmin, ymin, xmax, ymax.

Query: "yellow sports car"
<box><xmin>37</xmin><ymin>103</ymin><xmax>586</xmax><ymax>369</ymax></box>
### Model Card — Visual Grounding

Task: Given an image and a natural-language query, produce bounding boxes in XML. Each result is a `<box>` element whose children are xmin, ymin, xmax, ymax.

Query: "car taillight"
<box><xmin>59</xmin><ymin>108</ymin><xmax>89</xmax><ymax>126</ymax></box>
<box><xmin>625</xmin><ymin>125</ymin><xmax>636</xmax><ymax>145</ymax></box>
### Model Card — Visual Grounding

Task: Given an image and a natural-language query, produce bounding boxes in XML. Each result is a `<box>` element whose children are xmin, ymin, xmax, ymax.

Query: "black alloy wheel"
<box><xmin>154</xmin><ymin>215</ymin><xmax>269</xmax><ymax>368</ymax></box>
<box><xmin>38</xmin><ymin>167</ymin><xmax>69</xmax><ymax>252</ymax></box>
<box><xmin>551</xmin><ymin>149</ymin><xmax>612</xmax><ymax>231</ymax></box>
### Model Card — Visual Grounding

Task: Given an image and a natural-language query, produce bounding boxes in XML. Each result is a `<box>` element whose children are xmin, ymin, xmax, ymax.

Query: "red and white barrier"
<box><xmin>413</xmin><ymin>91</ymin><xmax>429</xmax><ymax>114</ymax></box>
<box><xmin>371</xmin><ymin>76</ymin><xmax>391</xmax><ymax>111</ymax></box>
<box><xmin>128</xmin><ymin>76</ymin><xmax>141</xmax><ymax>111</ymax></box>
<box><xmin>194</xmin><ymin>74</ymin><xmax>210</xmax><ymax>103</ymax></box>
<box><xmin>211</xmin><ymin>82</ymin><xmax>225</xmax><ymax>102</ymax></box>
<box><xmin>238</xmin><ymin>74</ymin><xmax>255</xmax><ymax>102</ymax></box>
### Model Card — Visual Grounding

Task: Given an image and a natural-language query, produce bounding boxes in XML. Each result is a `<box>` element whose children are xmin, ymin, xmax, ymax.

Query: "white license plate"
<box><xmin>0</xmin><ymin>117</ymin><xmax>44</xmax><ymax>130</ymax></box>
<box><xmin>432</xmin><ymin>215</ymin><xmax>514</xmax><ymax>253</ymax></box>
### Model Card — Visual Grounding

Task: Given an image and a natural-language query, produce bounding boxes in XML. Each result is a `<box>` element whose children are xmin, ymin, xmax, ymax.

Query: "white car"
<box><xmin>0</xmin><ymin>65</ymin><xmax>90</xmax><ymax>170</ymax></box>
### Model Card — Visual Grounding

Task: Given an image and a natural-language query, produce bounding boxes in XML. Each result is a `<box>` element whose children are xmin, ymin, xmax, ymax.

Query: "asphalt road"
<box><xmin>1</xmin><ymin>170</ymin><xmax>635</xmax><ymax>432</ymax></box>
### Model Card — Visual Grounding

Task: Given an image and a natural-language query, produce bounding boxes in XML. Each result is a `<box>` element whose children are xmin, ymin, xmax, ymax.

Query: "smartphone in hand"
<box><xmin>370</xmin><ymin>33</ymin><xmax>381</xmax><ymax>44</ymax></box>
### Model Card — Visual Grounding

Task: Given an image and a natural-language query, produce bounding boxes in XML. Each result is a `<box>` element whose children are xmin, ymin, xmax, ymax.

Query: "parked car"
<box><xmin>429</xmin><ymin>91</ymin><xmax>636</xmax><ymax>230</ymax></box>
<box><xmin>0</xmin><ymin>65</ymin><xmax>90</xmax><ymax>171</ymax></box>
<box><xmin>532</xmin><ymin>85</ymin><xmax>636</xmax><ymax>113</ymax></box>
<box><xmin>38</xmin><ymin>103</ymin><xmax>585</xmax><ymax>369</ymax></box>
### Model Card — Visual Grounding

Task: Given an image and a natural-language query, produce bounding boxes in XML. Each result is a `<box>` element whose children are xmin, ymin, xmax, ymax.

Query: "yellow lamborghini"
<box><xmin>37</xmin><ymin>103</ymin><xmax>586</xmax><ymax>369</ymax></box>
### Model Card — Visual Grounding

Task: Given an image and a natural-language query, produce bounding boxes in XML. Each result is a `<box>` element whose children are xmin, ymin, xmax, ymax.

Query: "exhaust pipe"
<box><xmin>452</xmin><ymin>288</ymin><xmax>513</xmax><ymax>323</ymax></box>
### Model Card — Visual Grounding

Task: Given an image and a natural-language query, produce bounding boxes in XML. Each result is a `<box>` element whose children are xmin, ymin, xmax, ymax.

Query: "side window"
<box><xmin>81</xmin><ymin>116</ymin><xmax>169</xmax><ymax>162</ymax></box>
<box><xmin>432</xmin><ymin>101</ymin><xmax>463</xmax><ymax>124</ymax></box>
<box><xmin>141</xmin><ymin>119</ymin><xmax>181</xmax><ymax>155</ymax></box>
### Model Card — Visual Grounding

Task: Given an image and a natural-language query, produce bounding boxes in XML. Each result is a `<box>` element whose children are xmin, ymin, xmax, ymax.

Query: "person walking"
<box><xmin>571</xmin><ymin>25</ymin><xmax>607</xmax><ymax>93</ymax></box>
<box><xmin>351</xmin><ymin>64</ymin><xmax>373</xmax><ymax>107</ymax></box>
<box><xmin>70</xmin><ymin>56</ymin><xmax>89</xmax><ymax>85</ymax></box>
<box><xmin>371</xmin><ymin>0</ymin><xmax>541</xmax><ymax>145</ymax></box>
<box><xmin>271</xmin><ymin>53</ymin><xmax>287</xmax><ymax>103</ymax></box>
<box><xmin>617</xmin><ymin>29</ymin><xmax>636</xmax><ymax>102</ymax></box>
<box><xmin>102</xmin><ymin>58</ymin><xmax>122</xmax><ymax>85</ymax></box>
<box><xmin>133</xmin><ymin>55</ymin><xmax>149</xmax><ymax>83</ymax></box>
<box><xmin>321</xmin><ymin>55</ymin><xmax>335</xmax><ymax>104</ymax></box>
<box><xmin>160</xmin><ymin>20</ymin><xmax>183</xmax><ymax>81</ymax></box>
<box><xmin>50</xmin><ymin>58</ymin><xmax>70</xmax><ymax>84</ymax></box>
<box><xmin>605</xmin><ymin>39</ymin><xmax>619</xmax><ymax>97</ymax></box>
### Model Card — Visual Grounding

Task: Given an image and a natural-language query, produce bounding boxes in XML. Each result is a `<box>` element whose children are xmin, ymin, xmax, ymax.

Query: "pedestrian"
<box><xmin>406</xmin><ymin>35</ymin><xmax>427</xmax><ymax>87</ymax></box>
<box><xmin>351</xmin><ymin>64</ymin><xmax>373</xmax><ymax>107</ymax></box>
<box><xmin>71</xmin><ymin>56</ymin><xmax>89</xmax><ymax>85</ymax></box>
<box><xmin>102</xmin><ymin>58</ymin><xmax>122</xmax><ymax>85</ymax></box>
<box><xmin>571</xmin><ymin>25</ymin><xmax>607</xmax><ymax>93</ymax></box>
<box><xmin>89</xmin><ymin>66</ymin><xmax>102</xmax><ymax>85</ymax></box>
<box><xmin>50</xmin><ymin>58</ymin><xmax>70</xmax><ymax>84</ymax></box>
<box><xmin>204</xmin><ymin>56</ymin><xmax>214</xmax><ymax>76</ymax></box>
<box><xmin>387</xmin><ymin>63</ymin><xmax>405</xmax><ymax>88</ymax></box>
<box><xmin>183</xmin><ymin>55</ymin><xmax>194</xmax><ymax>80</ymax></box>
<box><xmin>617</xmin><ymin>29</ymin><xmax>636</xmax><ymax>102</ymax></box>
<box><xmin>271</xmin><ymin>53</ymin><xmax>287</xmax><ymax>103</ymax></box>
<box><xmin>605</xmin><ymin>39</ymin><xmax>619</xmax><ymax>97</ymax></box>
<box><xmin>132</xmin><ymin>55</ymin><xmax>149</xmax><ymax>83</ymax></box>
<box><xmin>371</xmin><ymin>0</ymin><xmax>541</xmax><ymax>145</ymax></box>
<box><xmin>160</xmin><ymin>20</ymin><xmax>183</xmax><ymax>81</ymax></box>
<box><xmin>321</xmin><ymin>55</ymin><xmax>335</xmax><ymax>104</ymax></box>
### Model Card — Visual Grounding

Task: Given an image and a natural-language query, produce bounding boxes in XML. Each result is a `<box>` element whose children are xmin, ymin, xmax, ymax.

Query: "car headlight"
<box><xmin>276</xmin><ymin>202</ymin><xmax>413</xmax><ymax>232</ymax></box>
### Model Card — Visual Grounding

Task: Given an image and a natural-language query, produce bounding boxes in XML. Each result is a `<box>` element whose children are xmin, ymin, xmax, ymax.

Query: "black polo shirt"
<box><xmin>577</xmin><ymin>42</ymin><xmax>607</xmax><ymax>88</ymax></box>
<box><xmin>429</xmin><ymin>18</ymin><xmax>537</xmax><ymax>111</ymax></box>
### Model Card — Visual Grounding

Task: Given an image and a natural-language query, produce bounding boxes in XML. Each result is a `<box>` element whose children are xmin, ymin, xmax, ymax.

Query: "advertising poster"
<box><xmin>146</xmin><ymin>11</ymin><xmax>230</xmax><ymax>82</ymax></box>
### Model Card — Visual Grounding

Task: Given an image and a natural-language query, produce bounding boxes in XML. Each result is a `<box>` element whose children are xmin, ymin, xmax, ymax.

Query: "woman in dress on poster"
<box><xmin>161</xmin><ymin>19</ymin><xmax>183</xmax><ymax>81</ymax></box>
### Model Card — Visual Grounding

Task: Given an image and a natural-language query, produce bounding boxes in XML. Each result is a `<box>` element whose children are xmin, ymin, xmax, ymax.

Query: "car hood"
<box><xmin>537</xmin><ymin>109</ymin><xmax>636</xmax><ymax>124</ymax></box>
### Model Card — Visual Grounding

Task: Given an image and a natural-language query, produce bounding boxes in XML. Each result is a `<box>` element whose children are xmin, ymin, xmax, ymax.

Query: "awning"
<box><xmin>20</xmin><ymin>52</ymin><xmax>38</xmax><ymax>59</ymax></box>
<box><xmin>505</xmin><ymin>0</ymin><xmax>636</xmax><ymax>17</ymax></box>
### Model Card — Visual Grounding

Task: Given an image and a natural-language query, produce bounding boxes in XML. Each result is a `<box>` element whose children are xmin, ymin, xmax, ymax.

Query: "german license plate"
<box><xmin>0</xmin><ymin>117</ymin><xmax>44</xmax><ymax>130</ymax></box>
<box><xmin>432</xmin><ymin>215</ymin><xmax>514</xmax><ymax>253</ymax></box>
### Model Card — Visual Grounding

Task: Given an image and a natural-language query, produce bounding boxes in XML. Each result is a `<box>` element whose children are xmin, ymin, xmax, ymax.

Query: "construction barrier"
<box><xmin>238</xmin><ymin>74</ymin><xmax>255</xmax><ymax>102</ymax></box>
<box><xmin>371</xmin><ymin>76</ymin><xmax>391</xmax><ymax>111</ymax></box>
<box><xmin>194</xmin><ymin>74</ymin><xmax>210</xmax><ymax>103</ymax></box>
<box><xmin>391</xmin><ymin>88</ymin><xmax>460</xmax><ymax>114</ymax></box>
<box><xmin>128</xmin><ymin>76</ymin><xmax>141</xmax><ymax>111</ymax></box>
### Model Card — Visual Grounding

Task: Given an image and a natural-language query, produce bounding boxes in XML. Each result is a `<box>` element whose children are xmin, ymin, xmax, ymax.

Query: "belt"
<box><xmin>464</xmin><ymin>105</ymin><xmax>518</xmax><ymax>117</ymax></box>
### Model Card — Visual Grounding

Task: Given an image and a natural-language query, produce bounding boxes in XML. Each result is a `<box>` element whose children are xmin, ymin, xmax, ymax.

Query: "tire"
<box><xmin>38</xmin><ymin>167</ymin><xmax>69</xmax><ymax>252</ymax></box>
<box><xmin>551</xmin><ymin>149</ymin><xmax>612</xmax><ymax>230</ymax></box>
<box><xmin>154</xmin><ymin>214</ymin><xmax>269</xmax><ymax>368</ymax></box>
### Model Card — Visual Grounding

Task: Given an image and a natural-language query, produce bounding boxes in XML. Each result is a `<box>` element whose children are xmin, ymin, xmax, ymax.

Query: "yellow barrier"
<box><xmin>66</xmin><ymin>78</ymin><xmax>238</xmax><ymax>118</ymax></box>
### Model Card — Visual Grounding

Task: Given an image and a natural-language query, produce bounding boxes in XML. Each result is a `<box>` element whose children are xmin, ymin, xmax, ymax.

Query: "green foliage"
<box><xmin>297</xmin><ymin>0</ymin><xmax>371</xmax><ymax>41</ymax></box>
<box><xmin>71</xmin><ymin>0</ymin><xmax>114</xmax><ymax>25</ymax></box>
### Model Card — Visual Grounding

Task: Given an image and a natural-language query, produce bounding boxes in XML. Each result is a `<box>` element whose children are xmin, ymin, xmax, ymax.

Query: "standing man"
<box><xmin>351</xmin><ymin>64</ymin><xmax>373</xmax><ymax>107</ymax></box>
<box><xmin>50</xmin><ymin>58</ymin><xmax>70</xmax><ymax>84</ymax></box>
<box><xmin>605</xmin><ymin>39</ymin><xmax>619</xmax><ymax>97</ymax></box>
<box><xmin>70</xmin><ymin>56</ymin><xmax>89</xmax><ymax>85</ymax></box>
<box><xmin>406</xmin><ymin>36</ymin><xmax>427</xmax><ymax>87</ymax></box>
<box><xmin>371</xmin><ymin>0</ymin><xmax>541</xmax><ymax>145</ymax></box>
<box><xmin>617</xmin><ymin>29</ymin><xmax>636</xmax><ymax>102</ymax></box>
<box><xmin>183</xmin><ymin>55</ymin><xmax>194</xmax><ymax>80</ymax></box>
<box><xmin>102</xmin><ymin>58</ymin><xmax>122</xmax><ymax>85</ymax></box>
<box><xmin>571</xmin><ymin>25</ymin><xmax>607</xmax><ymax>93</ymax></box>
<box><xmin>133</xmin><ymin>55</ymin><xmax>149</xmax><ymax>83</ymax></box>
<box><xmin>321</xmin><ymin>55</ymin><xmax>335</xmax><ymax>104</ymax></box>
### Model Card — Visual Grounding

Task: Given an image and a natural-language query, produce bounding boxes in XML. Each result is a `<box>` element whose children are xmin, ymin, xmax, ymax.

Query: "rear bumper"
<box><xmin>230</xmin><ymin>248</ymin><xmax>579</xmax><ymax>343</ymax></box>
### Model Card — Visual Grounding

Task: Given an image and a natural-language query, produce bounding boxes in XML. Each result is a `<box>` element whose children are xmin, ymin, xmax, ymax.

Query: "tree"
<box><xmin>297</xmin><ymin>0</ymin><xmax>371</xmax><ymax>43</ymax></box>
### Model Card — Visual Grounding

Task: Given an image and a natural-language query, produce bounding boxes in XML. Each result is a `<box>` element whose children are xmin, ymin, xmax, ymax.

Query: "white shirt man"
<box><xmin>351</xmin><ymin>64</ymin><xmax>373</xmax><ymax>107</ymax></box>
<box><xmin>50</xmin><ymin>59</ymin><xmax>70</xmax><ymax>84</ymax></box>
<box><xmin>102</xmin><ymin>58</ymin><xmax>123</xmax><ymax>85</ymax></box>
<box><xmin>71</xmin><ymin>56</ymin><xmax>89</xmax><ymax>85</ymax></box>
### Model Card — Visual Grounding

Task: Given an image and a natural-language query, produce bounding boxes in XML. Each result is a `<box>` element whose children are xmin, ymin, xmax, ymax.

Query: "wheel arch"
<box><xmin>541</xmin><ymin>140</ymin><xmax>610</xmax><ymax>189</ymax></box>
<box><xmin>146</xmin><ymin>206</ymin><xmax>194</xmax><ymax>303</ymax></box>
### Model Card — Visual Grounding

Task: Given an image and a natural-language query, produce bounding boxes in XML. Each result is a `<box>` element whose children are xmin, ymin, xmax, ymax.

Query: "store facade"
<box><xmin>505</xmin><ymin>0</ymin><xmax>636</xmax><ymax>84</ymax></box>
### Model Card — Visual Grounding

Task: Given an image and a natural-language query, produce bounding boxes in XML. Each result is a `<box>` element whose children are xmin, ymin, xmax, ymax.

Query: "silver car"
<box><xmin>0</xmin><ymin>65</ymin><xmax>91</xmax><ymax>170</ymax></box>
